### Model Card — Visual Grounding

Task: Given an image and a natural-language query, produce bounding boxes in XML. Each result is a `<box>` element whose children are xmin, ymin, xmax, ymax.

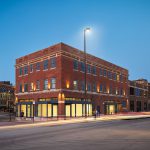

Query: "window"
<box><xmin>87</xmin><ymin>83</ymin><xmax>91</xmax><ymax>91</ymax></box>
<box><xmin>43</xmin><ymin>60</ymin><xmax>48</xmax><ymax>70</ymax></box>
<box><xmin>81</xmin><ymin>81</ymin><xmax>85</xmax><ymax>91</ymax></box>
<box><xmin>104</xmin><ymin>70</ymin><xmax>107</xmax><ymax>77</ymax></box>
<box><xmin>19</xmin><ymin>84</ymin><xmax>22</xmax><ymax>92</ymax></box>
<box><xmin>30</xmin><ymin>82</ymin><xmax>34</xmax><ymax>91</ymax></box>
<box><xmin>73</xmin><ymin>60</ymin><xmax>78</xmax><ymax>70</ymax></box>
<box><xmin>36</xmin><ymin>80</ymin><xmax>40</xmax><ymax>90</ymax></box>
<box><xmin>19</xmin><ymin>68</ymin><xmax>23</xmax><ymax>75</ymax></box>
<box><xmin>120</xmin><ymin>88</ymin><xmax>123</xmax><ymax>95</ymax></box>
<box><xmin>120</xmin><ymin>75</ymin><xmax>123</xmax><ymax>82</ymax></box>
<box><xmin>92</xmin><ymin>66</ymin><xmax>96</xmax><ymax>75</ymax></box>
<box><xmin>73</xmin><ymin>81</ymin><xmax>78</xmax><ymax>90</ymax></box>
<box><xmin>93</xmin><ymin>83</ymin><xmax>97</xmax><ymax>92</ymax></box>
<box><xmin>81</xmin><ymin>62</ymin><xmax>85</xmax><ymax>72</ymax></box>
<box><xmin>24</xmin><ymin>83</ymin><xmax>28</xmax><ymax>92</ymax></box>
<box><xmin>100</xmin><ymin>84</ymin><xmax>103</xmax><ymax>92</ymax></box>
<box><xmin>108</xmin><ymin>71</ymin><xmax>112</xmax><ymax>79</ymax></box>
<box><xmin>109</xmin><ymin>86</ymin><xmax>112</xmax><ymax>94</ymax></box>
<box><xmin>44</xmin><ymin>79</ymin><xmax>48</xmax><ymax>90</ymax></box>
<box><xmin>36</xmin><ymin>62</ymin><xmax>40</xmax><ymax>71</ymax></box>
<box><xmin>24</xmin><ymin>66</ymin><xmax>28</xmax><ymax>75</ymax></box>
<box><xmin>103</xmin><ymin>85</ymin><xmax>107</xmax><ymax>93</ymax></box>
<box><xmin>87</xmin><ymin>65</ymin><xmax>91</xmax><ymax>73</ymax></box>
<box><xmin>51</xmin><ymin>78</ymin><xmax>56</xmax><ymax>89</ymax></box>
<box><xmin>50</xmin><ymin>57</ymin><xmax>56</xmax><ymax>68</ymax></box>
<box><xmin>113</xmin><ymin>73</ymin><xmax>117</xmax><ymax>80</ymax></box>
<box><xmin>100</xmin><ymin>68</ymin><xmax>103</xmax><ymax>76</ymax></box>
<box><xmin>30</xmin><ymin>64</ymin><xmax>33</xmax><ymax>72</ymax></box>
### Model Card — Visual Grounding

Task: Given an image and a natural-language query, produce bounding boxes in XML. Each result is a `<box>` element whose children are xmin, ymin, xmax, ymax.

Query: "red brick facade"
<box><xmin>15</xmin><ymin>43</ymin><xmax>129</xmax><ymax>118</ymax></box>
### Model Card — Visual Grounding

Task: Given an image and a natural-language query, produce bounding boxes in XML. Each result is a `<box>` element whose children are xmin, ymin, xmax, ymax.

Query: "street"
<box><xmin>0</xmin><ymin>118</ymin><xmax>150</xmax><ymax>150</ymax></box>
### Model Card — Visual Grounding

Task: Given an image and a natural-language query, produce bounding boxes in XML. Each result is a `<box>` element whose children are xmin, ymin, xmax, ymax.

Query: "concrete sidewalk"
<box><xmin>0</xmin><ymin>112</ymin><xmax>150</xmax><ymax>130</ymax></box>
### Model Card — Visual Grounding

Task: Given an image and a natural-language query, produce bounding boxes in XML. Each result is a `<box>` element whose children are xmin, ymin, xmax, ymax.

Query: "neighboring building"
<box><xmin>148</xmin><ymin>83</ymin><xmax>150</xmax><ymax>111</ymax></box>
<box><xmin>15</xmin><ymin>42</ymin><xmax>128</xmax><ymax>119</ymax></box>
<box><xmin>129</xmin><ymin>79</ymin><xmax>149</xmax><ymax>112</ymax></box>
<box><xmin>0</xmin><ymin>81</ymin><xmax>15</xmax><ymax>111</ymax></box>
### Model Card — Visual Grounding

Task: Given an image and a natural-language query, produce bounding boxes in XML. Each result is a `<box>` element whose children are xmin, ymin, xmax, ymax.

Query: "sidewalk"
<box><xmin>0</xmin><ymin>112</ymin><xmax>150</xmax><ymax>130</ymax></box>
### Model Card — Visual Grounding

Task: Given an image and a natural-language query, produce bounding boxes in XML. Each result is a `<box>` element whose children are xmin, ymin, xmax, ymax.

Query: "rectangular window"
<box><xmin>50</xmin><ymin>57</ymin><xmax>56</xmax><ymax>68</ymax></box>
<box><xmin>113</xmin><ymin>73</ymin><xmax>117</xmax><ymax>80</ymax></box>
<box><xmin>24</xmin><ymin>83</ymin><xmax>28</xmax><ymax>92</ymax></box>
<box><xmin>19</xmin><ymin>84</ymin><xmax>22</xmax><ymax>92</ymax></box>
<box><xmin>100</xmin><ymin>68</ymin><xmax>103</xmax><ymax>76</ymax></box>
<box><xmin>103</xmin><ymin>85</ymin><xmax>107</xmax><ymax>93</ymax></box>
<box><xmin>19</xmin><ymin>68</ymin><xmax>23</xmax><ymax>75</ymax></box>
<box><xmin>87</xmin><ymin>65</ymin><xmax>91</xmax><ymax>73</ymax></box>
<box><xmin>93</xmin><ymin>83</ymin><xmax>97</xmax><ymax>92</ymax></box>
<box><xmin>100</xmin><ymin>84</ymin><xmax>103</xmax><ymax>92</ymax></box>
<box><xmin>36</xmin><ymin>62</ymin><xmax>40</xmax><ymax>71</ymax></box>
<box><xmin>81</xmin><ymin>81</ymin><xmax>85</xmax><ymax>91</ymax></box>
<box><xmin>81</xmin><ymin>62</ymin><xmax>85</xmax><ymax>72</ymax></box>
<box><xmin>30</xmin><ymin>64</ymin><xmax>33</xmax><ymax>72</ymax></box>
<box><xmin>87</xmin><ymin>83</ymin><xmax>91</xmax><ymax>91</ymax></box>
<box><xmin>73</xmin><ymin>60</ymin><xmax>78</xmax><ymax>70</ymax></box>
<box><xmin>104</xmin><ymin>70</ymin><xmax>107</xmax><ymax>77</ymax></box>
<box><xmin>43</xmin><ymin>60</ymin><xmax>48</xmax><ymax>70</ymax></box>
<box><xmin>92</xmin><ymin>66</ymin><xmax>96</xmax><ymax>75</ymax></box>
<box><xmin>120</xmin><ymin>75</ymin><xmax>123</xmax><ymax>82</ymax></box>
<box><xmin>24</xmin><ymin>66</ymin><xmax>28</xmax><ymax>75</ymax></box>
<box><xmin>36</xmin><ymin>80</ymin><xmax>40</xmax><ymax>90</ymax></box>
<box><xmin>51</xmin><ymin>78</ymin><xmax>56</xmax><ymax>89</ymax></box>
<box><xmin>73</xmin><ymin>80</ymin><xmax>78</xmax><ymax>90</ymax></box>
<box><xmin>44</xmin><ymin>79</ymin><xmax>48</xmax><ymax>90</ymax></box>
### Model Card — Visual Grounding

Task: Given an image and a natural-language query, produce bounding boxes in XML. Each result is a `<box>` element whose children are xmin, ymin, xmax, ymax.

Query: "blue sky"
<box><xmin>0</xmin><ymin>0</ymin><xmax>150</xmax><ymax>84</ymax></box>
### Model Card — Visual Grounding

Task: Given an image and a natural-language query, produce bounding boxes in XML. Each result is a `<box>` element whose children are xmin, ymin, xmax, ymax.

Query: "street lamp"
<box><xmin>84</xmin><ymin>27</ymin><xmax>90</xmax><ymax>118</ymax></box>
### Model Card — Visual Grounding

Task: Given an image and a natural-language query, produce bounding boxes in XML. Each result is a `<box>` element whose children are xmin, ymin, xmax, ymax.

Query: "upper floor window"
<box><xmin>104</xmin><ymin>70</ymin><xmax>107</xmax><ymax>77</ymax></box>
<box><xmin>87</xmin><ymin>65</ymin><xmax>91</xmax><ymax>73</ymax></box>
<box><xmin>50</xmin><ymin>57</ymin><xmax>56</xmax><ymax>68</ymax></box>
<box><xmin>24</xmin><ymin>83</ymin><xmax>28</xmax><ymax>92</ymax></box>
<box><xmin>100</xmin><ymin>84</ymin><xmax>103</xmax><ymax>92</ymax></box>
<box><xmin>103</xmin><ymin>85</ymin><xmax>107</xmax><ymax>93</ymax></box>
<box><xmin>113</xmin><ymin>73</ymin><xmax>117</xmax><ymax>81</ymax></box>
<box><xmin>19</xmin><ymin>68</ymin><xmax>23</xmax><ymax>76</ymax></box>
<box><xmin>73</xmin><ymin>60</ymin><xmax>78</xmax><ymax>70</ymax></box>
<box><xmin>36</xmin><ymin>62</ymin><xmax>40</xmax><ymax>71</ymax></box>
<box><xmin>19</xmin><ymin>84</ymin><xmax>22</xmax><ymax>92</ymax></box>
<box><xmin>93</xmin><ymin>83</ymin><xmax>97</xmax><ymax>92</ymax></box>
<box><xmin>36</xmin><ymin>80</ymin><xmax>40</xmax><ymax>90</ymax></box>
<box><xmin>30</xmin><ymin>64</ymin><xmax>33</xmax><ymax>72</ymax></box>
<box><xmin>87</xmin><ymin>83</ymin><xmax>91</xmax><ymax>91</ymax></box>
<box><xmin>108</xmin><ymin>71</ymin><xmax>111</xmax><ymax>79</ymax></box>
<box><xmin>24</xmin><ymin>66</ymin><xmax>28</xmax><ymax>75</ymax></box>
<box><xmin>81</xmin><ymin>81</ymin><xmax>85</xmax><ymax>91</ymax></box>
<box><xmin>120</xmin><ymin>75</ymin><xmax>123</xmax><ymax>82</ymax></box>
<box><xmin>100</xmin><ymin>68</ymin><xmax>103</xmax><ymax>76</ymax></box>
<box><xmin>92</xmin><ymin>66</ymin><xmax>96</xmax><ymax>75</ymax></box>
<box><xmin>51</xmin><ymin>78</ymin><xmax>56</xmax><ymax>89</ymax></box>
<box><xmin>81</xmin><ymin>62</ymin><xmax>85</xmax><ymax>72</ymax></box>
<box><xmin>73</xmin><ymin>80</ymin><xmax>78</xmax><ymax>90</ymax></box>
<box><xmin>44</xmin><ymin>79</ymin><xmax>48</xmax><ymax>90</ymax></box>
<box><xmin>43</xmin><ymin>60</ymin><xmax>48</xmax><ymax>70</ymax></box>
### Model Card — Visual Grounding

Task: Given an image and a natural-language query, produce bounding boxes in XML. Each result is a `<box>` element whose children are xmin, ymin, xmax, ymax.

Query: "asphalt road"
<box><xmin>0</xmin><ymin>118</ymin><xmax>150</xmax><ymax>150</ymax></box>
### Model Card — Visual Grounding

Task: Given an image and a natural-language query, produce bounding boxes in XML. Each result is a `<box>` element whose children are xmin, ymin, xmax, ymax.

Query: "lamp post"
<box><xmin>84</xmin><ymin>27</ymin><xmax>90</xmax><ymax>118</ymax></box>
<box><xmin>33</xmin><ymin>100</ymin><xmax>35</xmax><ymax>123</ymax></box>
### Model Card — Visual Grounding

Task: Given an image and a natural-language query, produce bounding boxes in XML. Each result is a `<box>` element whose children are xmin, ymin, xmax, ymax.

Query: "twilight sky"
<box><xmin>0</xmin><ymin>0</ymin><xmax>150</xmax><ymax>84</ymax></box>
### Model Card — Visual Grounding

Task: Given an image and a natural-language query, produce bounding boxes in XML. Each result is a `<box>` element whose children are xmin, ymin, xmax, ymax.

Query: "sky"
<box><xmin>0</xmin><ymin>0</ymin><xmax>150</xmax><ymax>85</ymax></box>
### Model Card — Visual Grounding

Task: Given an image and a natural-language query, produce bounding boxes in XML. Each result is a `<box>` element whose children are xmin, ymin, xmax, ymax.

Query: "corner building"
<box><xmin>15</xmin><ymin>43</ymin><xmax>129</xmax><ymax>119</ymax></box>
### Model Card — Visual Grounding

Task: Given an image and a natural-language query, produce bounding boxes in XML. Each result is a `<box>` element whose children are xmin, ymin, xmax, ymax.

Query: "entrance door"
<box><xmin>65</xmin><ymin>105</ymin><xmax>71</xmax><ymax>117</ymax></box>
<box><xmin>109</xmin><ymin>105</ymin><xmax>115</xmax><ymax>114</ymax></box>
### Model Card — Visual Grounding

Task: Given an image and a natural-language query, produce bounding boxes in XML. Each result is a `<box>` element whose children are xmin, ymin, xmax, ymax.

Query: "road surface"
<box><xmin>0</xmin><ymin>118</ymin><xmax>150</xmax><ymax>150</ymax></box>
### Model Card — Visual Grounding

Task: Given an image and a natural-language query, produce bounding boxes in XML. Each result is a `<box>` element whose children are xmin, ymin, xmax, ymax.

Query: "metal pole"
<box><xmin>84</xmin><ymin>29</ymin><xmax>87</xmax><ymax>118</ymax></box>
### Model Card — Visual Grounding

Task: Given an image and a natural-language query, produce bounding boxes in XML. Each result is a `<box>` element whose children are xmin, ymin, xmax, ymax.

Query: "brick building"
<box><xmin>129</xmin><ymin>79</ymin><xmax>149</xmax><ymax>112</ymax></box>
<box><xmin>0</xmin><ymin>81</ymin><xmax>15</xmax><ymax>111</ymax></box>
<box><xmin>15</xmin><ymin>42</ymin><xmax>129</xmax><ymax>119</ymax></box>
